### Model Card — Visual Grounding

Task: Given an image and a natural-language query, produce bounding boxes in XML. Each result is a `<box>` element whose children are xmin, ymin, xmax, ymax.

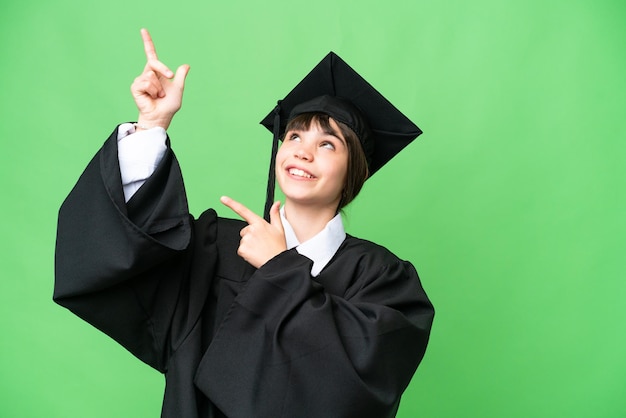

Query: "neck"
<box><xmin>283</xmin><ymin>201</ymin><xmax>339</xmax><ymax>243</ymax></box>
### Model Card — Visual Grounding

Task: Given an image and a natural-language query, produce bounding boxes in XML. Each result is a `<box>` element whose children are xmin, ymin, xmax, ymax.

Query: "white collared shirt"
<box><xmin>280</xmin><ymin>207</ymin><xmax>346</xmax><ymax>277</ymax></box>
<box><xmin>117</xmin><ymin>123</ymin><xmax>347</xmax><ymax>276</ymax></box>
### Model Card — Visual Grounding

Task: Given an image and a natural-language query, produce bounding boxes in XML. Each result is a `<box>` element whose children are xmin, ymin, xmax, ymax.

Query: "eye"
<box><xmin>320</xmin><ymin>141</ymin><xmax>336</xmax><ymax>150</ymax></box>
<box><xmin>288</xmin><ymin>133</ymin><xmax>301</xmax><ymax>142</ymax></box>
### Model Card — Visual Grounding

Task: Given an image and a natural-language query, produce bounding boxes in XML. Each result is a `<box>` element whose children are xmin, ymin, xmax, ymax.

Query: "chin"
<box><xmin>284</xmin><ymin>195</ymin><xmax>340</xmax><ymax>211</ymax></box>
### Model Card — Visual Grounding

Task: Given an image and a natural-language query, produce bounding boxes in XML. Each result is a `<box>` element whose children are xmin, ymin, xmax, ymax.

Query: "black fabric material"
<box><xmin>263</xmin><ymin>103</ymin><xmax>282</xmax><ymax>221</ymax></box>
<box><xmin>54</xmin><ymin>128</ymin><xmax>435</xmax><ymax>418</ymax></box>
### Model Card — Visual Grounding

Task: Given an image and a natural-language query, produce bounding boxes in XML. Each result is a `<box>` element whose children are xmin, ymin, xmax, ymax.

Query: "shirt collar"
<box><xmin>280</xmin><ymin>207</ymin><xmax>346</xmax><ymax>276</ymax></box>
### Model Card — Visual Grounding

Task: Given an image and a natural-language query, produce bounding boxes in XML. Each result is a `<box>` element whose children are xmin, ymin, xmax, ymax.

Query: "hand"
<box><xmin>221</xmin><ymin>196</ymin><xmax>287</xmax><ymax>269</ymax></box>
<box><xmin>130</xmin><ymin>28</ymin><xmax>190</xmax><ymax>130</ymax></box>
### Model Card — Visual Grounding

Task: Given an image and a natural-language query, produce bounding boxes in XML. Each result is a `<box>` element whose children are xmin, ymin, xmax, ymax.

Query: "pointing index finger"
<box><xmin>140</xmin><ymin>28</ymin><xmax>173</xmax><ymax>78</ymax></box>
<box><xmin>141</xmin><ymin>28</ymin><xmax>159</xmax><ymax>61</ymax></box>
<box><xmin>221</xmin><ymin>196</ymin><xmax>264</xmax><ymax>225</ymax></box>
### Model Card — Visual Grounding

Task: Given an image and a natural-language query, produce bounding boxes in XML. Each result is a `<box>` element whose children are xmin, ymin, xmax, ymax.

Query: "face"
<box><xmin>275</xmin><ymin>117</ymin><xmax>349</xmax><ymax>212</ymax></box>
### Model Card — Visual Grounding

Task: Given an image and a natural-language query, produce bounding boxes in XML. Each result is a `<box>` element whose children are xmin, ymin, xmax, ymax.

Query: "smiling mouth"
<box><xmin>288</xmin><ymin>168</ymin><xmax>315</xmax><ymax>179</ymax></box>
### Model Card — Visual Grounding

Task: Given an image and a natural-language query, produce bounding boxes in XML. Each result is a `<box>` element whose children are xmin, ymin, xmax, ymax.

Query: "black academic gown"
<box><xmin>54</xmin><ymin>127</ymin><xmax>435</xmax><ymax>418</ymax></box>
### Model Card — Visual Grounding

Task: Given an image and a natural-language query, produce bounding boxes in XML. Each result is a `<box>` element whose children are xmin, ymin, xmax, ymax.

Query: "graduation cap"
<box><xmin>260</xmin><ymin>51</ymin><xmax>422</xmax><ymax>220</ymax></box>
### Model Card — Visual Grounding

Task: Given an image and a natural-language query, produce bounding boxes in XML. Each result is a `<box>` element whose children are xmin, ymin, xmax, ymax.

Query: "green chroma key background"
<box><xmin>1</xmin><ymin>0</ymin><xmax>624</xmax><ymax>416</ymax></box>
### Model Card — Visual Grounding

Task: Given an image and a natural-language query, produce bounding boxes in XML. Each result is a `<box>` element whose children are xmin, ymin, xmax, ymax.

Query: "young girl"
<box><xmin>54</xmin><ymin>29</ymin><xmax>434</xmax><ymax>418</ymax></box>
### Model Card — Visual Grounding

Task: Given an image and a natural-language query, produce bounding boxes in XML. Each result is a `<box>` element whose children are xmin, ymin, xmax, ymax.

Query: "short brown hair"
<box><xmin>284</xmin><ymin>113</ymin><xmax>369</xmax><ymax>211</ymax></box>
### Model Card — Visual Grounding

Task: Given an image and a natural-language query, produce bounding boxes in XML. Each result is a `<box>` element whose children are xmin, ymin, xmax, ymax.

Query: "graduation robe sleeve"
<box><xmin>54</xmin><ymin>126</ymin><xmax>435</xmax><ymax>418</ymax></box>
<box><xmin>53</xmin><ymin>125</ymin><xmax>205</xmax><ymax>372</ymax></box>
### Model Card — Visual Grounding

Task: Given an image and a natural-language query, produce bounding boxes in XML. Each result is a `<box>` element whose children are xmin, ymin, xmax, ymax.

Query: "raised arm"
<box><xmin>132</xmin><ymin>28</ymin><xmax>190</xmax><ymax>131</ymax></box>
<box><xmin>53</xmin><ymin>30</ymin><xmax>197</xmax><ymax>371</ymax></box>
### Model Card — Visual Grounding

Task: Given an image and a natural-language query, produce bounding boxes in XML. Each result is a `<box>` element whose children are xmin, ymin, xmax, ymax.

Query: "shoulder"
<box><xmin>192</xmin><ymin>209</ymin><xmax>253</xmax><ymax>280</ymax></box>
<box><xmin>340</xmin><ymin>234</ymin><xmax>407</xmax><ymax>266</ymax></box>
<box><xmin>326</xmin><ymin>234</ymin><xmax>417</xmax><ymax>289</ymax></box>
<box><xmin>193</xmin><ymin>208</ymin><xmax>247</xmax><ymax>244</ymax></box>
<box><xmin>321</xmin><ymin>235</ymin><xmax>426</xmax><ymax>305</ymax></box>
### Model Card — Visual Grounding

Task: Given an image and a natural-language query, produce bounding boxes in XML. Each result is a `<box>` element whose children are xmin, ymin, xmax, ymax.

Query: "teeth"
<box><xmin>289</xmin><ymin>168</ymin><xmax>313</xmax><ymax>178</ymax></box>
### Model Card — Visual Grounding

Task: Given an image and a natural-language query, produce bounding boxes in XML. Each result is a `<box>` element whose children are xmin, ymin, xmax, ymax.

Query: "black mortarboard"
<box><xmin>260</xmin><ymin>51</ymin><xmax>422</xmax><ymax>220</ymax></box>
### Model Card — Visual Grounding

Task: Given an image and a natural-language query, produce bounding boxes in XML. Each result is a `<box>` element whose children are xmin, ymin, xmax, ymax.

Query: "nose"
<box><xmin>294</xmin><ymin>145</ymin><xmax>313</xmax><ymax>161</ymax></box>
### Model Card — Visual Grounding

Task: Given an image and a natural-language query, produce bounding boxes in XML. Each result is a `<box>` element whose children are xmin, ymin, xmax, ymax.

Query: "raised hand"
<box><xmin>220</xmin><ymin>196</ymin><xmax>287</xmax><ymax>269</ymax></box>
<box><xmin>131</xmin><ymin>28</ymin><xmax>190</xmax><ymax>130</ymax></box>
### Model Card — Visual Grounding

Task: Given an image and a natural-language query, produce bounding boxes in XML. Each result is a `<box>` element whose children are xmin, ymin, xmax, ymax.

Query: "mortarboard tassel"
<box><xmin>263</xmin><ymin>101</ymin><xmax>282</xmax><ymax>221</ymax></box>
